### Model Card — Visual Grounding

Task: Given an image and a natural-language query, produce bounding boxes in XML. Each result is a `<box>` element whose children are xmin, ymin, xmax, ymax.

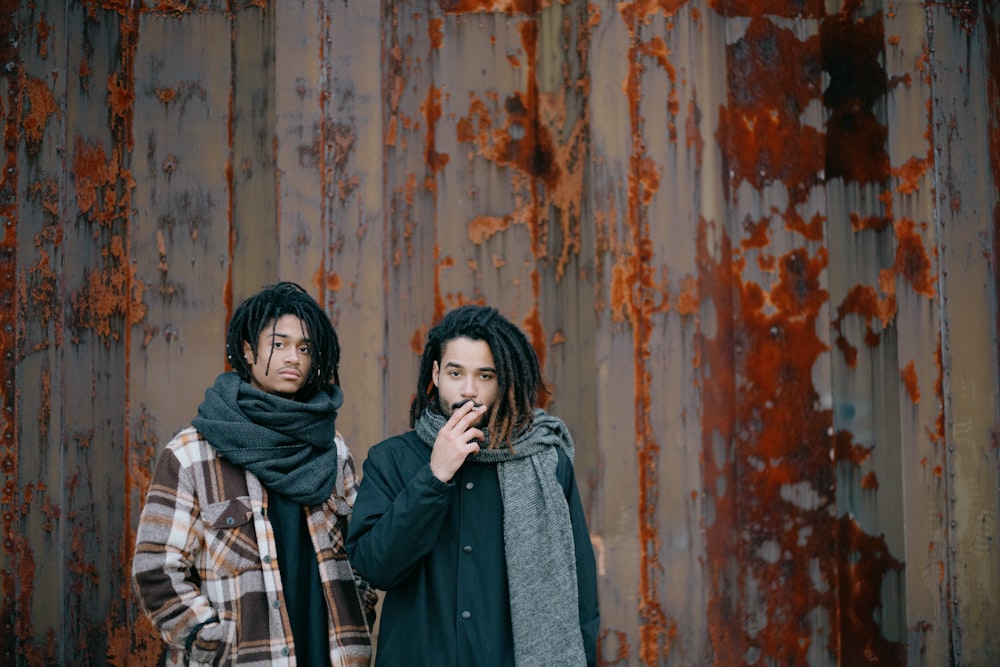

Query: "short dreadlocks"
<box><xmin>226</xmin><ymin>281</ymin><xmax>340</xmax><ymax>400</ymax></box>
<box><xmin>409</xmin><ymin>304</ymin><xmax>548</xmax><ymax>450</ymax></box>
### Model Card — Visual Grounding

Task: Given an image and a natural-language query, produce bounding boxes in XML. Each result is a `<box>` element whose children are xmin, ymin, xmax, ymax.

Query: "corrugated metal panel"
<box><xmin>1</xmin><ymin>1</ymin><xmax>998</xmax><ymax>665</ymax></box>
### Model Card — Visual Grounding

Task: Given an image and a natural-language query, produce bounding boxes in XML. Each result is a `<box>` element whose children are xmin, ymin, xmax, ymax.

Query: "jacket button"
<box><xmin>281</xmin><ymin>647</ymin><xmax>290</xmax><ymax>656</ymax></box>
<box><xmin>225</xmin><ymin>517</ymin><xmax>235</xmax><ymax>526</ymax></box>
<box><xmin>263</xmin><ymin>555</ymin><xmax>272</xmax><ymax>564</ymax></box>
<box><xmin>465</xmin><ymin>482</ymin><xmax>474</xmax><ymax>490</ymax></box>
<box><xmin>272</xmin><ymin>600</ymin><xmax>281</xmax><ymax>609</ymax></box>
<box><xmin>461</xmin><ymin>611</ymin><xmax>471</xmax><ymax>620</ymax></box>
<box><xmin>463</xmin><ymin>545</ymin><xmax>472</xmax><ymax>554</ymax></box>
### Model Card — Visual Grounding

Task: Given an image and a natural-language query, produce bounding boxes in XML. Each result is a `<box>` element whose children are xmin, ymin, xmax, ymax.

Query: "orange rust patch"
<box><xmin>850</xmin><ymin>211</ymin><xmax>892</xmax><ymax>233</ymax></box>
<box><xmin>832</xmin><ymin>283</ymin><xmax>896</xmax><ymax>368</ymax></box>
<box><xmin>892</xmin><ymin>155</ymin><xmax>932</xmax><ymax>194</ymax></box>
<box><xmin>35</xmin><ymin>12</ymin><xmax>52</xmax><ymax>58</ymax></box>
<box><xmin>893</xmin><ymin>218</ymin><xmax>936</xmax><ymax>298</ymax></box>
<box><xmin>699</xmin><ymin>209</ymin><xmax>902</xmax><ymax>664</ymax></box>
<box><xmin>410</xmin><ymin>326</ymin><xmax>426</xmax><ymax>355</ymax></box>
<box><xmin>675</xmin><ymin>275</ymin><xmax>698</xmax><ymax>316</ymax></box>
<box><xmin>685</xmin><ymin>95</ymin><xmax>704</xmax><ymax>168</ymax></box>
<box><xmin>155</xmin><ymin>87</ymin><xmax>176</xmax><ymax>104</ymax></box>
<box><xmin>422</xmin><ymin>85</ymin><xmax>449</xmax><ymax>181</ymax></box>
<box><xmin>22</xmin><ymin>76</ymin><xmax>58</xmax><ymax>152</ymax></box>
<box><xmin>428</xmin><ymin>17</ymin><xmax>444</xmax><ymax>49</ymax></box>
<box><xmin>452</xmin><ymin>19</ymin><xmax>587</xmax><ymax>279</ymax></box>
<box><xmin>860</xmin><ymin>470</ymin><xmax>879</xmax><ymax>490</ymax></box>
<box><xmin>900</xmin><ymin>360</ymin><xmax>920</xmax><ymax>403</ymax></box>
<box><xmin>468</xmin><ymin>215</ymin><xmax>514</xmax><ymax>245</ymax></box>
<box><xmin>438</xmin><ymin>0</ymin><xmax>549</xmax><ymax>14</ymax></box>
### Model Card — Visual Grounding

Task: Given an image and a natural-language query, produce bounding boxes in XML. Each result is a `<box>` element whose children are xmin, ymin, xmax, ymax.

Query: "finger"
<box><xmin>444</xmin><ymin>401</ymin><xmax>477</xmax><ymax>428</ymax></box>
<box><xmin>463</xmin><ymin>427</ymin><xmax>485</xmax><ymax>444</ymax></box>
<box><xmin>457</xmin><ymin>404</ymin><xmax>486</xmax><ymax>428</ymax></box>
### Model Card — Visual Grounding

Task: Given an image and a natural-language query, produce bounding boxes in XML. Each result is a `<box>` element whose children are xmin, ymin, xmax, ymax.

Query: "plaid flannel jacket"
<box><xmin>132</xmin><ymin>426</ymin><xmax>377</xmax><ymax>666</ymax></box>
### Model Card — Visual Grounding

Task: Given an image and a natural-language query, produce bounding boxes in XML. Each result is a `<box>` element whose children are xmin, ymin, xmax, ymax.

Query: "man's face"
<box><xmin>432</xmin><ymin>336</ymin><xmax>498</xmax><ymax>426</ymax></box>
<box><xmin>243</xmin><ymin>314</ymin><xmax>313</xmax><ymax>398</ymax></box>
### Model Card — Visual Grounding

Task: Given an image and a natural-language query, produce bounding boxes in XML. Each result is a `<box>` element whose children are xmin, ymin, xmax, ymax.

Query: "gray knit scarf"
<box><xmin>192</xmin><ymin>372</ymin><xmax>342</xmax><ymax>506</ymax></box>
<box><xmin>416</xmin><ymin>407</ymin><xmax>586</xmax><ymax>667</ymax></box>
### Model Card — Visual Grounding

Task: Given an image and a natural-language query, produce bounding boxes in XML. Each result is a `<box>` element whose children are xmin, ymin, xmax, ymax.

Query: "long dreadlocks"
<box><xmin>226</xmin><ymin>281</ymin><xmax>340</xmax><ymax>399</ymax></box>
<box><xmin>410</xmin><ymin>304</ymin><xmax>548</xmax><ymax>450</ymax></box>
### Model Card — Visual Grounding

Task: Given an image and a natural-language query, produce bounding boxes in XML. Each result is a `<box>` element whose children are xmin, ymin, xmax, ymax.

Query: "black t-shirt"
<box><xmin>268</xmin><ymin>491</ymin><xmax>330</xmax><ymax>665</ymax></box>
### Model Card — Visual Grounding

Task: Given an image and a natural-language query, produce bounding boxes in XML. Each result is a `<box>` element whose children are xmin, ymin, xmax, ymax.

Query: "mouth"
<box><xmin>451</xmin><ymin>401</ymin><xmax>483</xmax><ymax>411</ymax></box>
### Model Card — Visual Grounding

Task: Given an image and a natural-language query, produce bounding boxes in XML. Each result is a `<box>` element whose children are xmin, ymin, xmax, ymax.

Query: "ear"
<box><xmin>243</xmin><ymin>340</ymin><xmax>254</xmax><ymax>361</ymax></box>
<box><xmin>431</xmin><ymin>360</ymin><xmax>440</xmax><ymax>388</ymax></box>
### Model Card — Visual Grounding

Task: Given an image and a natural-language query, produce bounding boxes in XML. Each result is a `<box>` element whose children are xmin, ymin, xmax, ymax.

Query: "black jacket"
<box><xmin>346</xmin><ymin>430</ymin><xmax>599</xmax><ymax>666</ymax></box>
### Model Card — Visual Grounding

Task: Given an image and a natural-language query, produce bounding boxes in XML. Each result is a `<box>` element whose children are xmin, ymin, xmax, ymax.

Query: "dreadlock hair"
<box><xmin>409</xmin><ymin>304</ymin><xmax>548</xmax><ymax>450</ymax></box>
<box><xmin>226</xmin><ymin>281</ymin><xmax>340</xmax><ymax>400</ymax></box>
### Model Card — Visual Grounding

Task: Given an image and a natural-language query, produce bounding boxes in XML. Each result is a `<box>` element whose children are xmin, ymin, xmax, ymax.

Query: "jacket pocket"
<box><xmin>200</xmin><ymin>497</ymin><xmax>259</xmax><ymax>577</ymax></box>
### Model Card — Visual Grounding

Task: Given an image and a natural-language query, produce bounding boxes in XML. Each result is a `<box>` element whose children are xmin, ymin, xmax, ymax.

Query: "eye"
<box><xmin>299</xmin><ymin>345</ymin><xmax>311</xmax><ymax>355</ymax></box>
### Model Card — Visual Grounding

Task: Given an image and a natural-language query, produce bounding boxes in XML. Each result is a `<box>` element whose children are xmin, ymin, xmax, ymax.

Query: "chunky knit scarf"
<box><xmin>192</xmin><ymin>372</ymin><xmax>342</xmax><ymax>506</ymax></box>
<box><xmin>416</xmin><ymin>407</ymin><xmax>586</xmax><ymax>667</ymax></box>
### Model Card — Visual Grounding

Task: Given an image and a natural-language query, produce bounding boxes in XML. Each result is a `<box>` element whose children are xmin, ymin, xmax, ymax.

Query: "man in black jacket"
<box><xmin>347</xmin><ymin>304</ymin><xmax>599</xmax><ymax>667</ymax></box>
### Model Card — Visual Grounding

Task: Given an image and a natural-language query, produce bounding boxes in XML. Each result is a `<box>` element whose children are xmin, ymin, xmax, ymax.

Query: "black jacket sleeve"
<box><xmin>346</xmin><ymin>435</ymin><xmax>455</xmax><ymax>590</ymax></box>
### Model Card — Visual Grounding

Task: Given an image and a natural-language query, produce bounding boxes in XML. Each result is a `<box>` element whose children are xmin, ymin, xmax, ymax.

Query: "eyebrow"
<box><xmin>443</xmin><ymin>360</ymin><xmax>496</xmax><ymax>373</ymax></box>
<box><xmin>267</xmin><ymin>331</ymin><xmax>312</xmax><ymax>343</ymax></box>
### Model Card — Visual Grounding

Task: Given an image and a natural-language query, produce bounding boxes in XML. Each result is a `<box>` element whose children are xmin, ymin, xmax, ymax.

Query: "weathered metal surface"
<box><xmin>1</xmin><ymin>0</ymin><xmax>998</xmax><ymax>665</ymax></box>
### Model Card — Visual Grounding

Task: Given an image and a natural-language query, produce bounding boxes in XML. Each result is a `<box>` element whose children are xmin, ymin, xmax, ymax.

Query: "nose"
<box><xmin>284</xmin><ymin>346</ymin><xmax>300</xmax><ymax>364</ymax></box>
<box><xmin>460</xmin><ymin>376</ymin><xmax>477</xmax><ymax>397</ymax></box>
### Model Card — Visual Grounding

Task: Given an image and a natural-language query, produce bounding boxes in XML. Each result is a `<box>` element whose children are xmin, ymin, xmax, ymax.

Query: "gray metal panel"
<box><xmin>1</xmin><ymin>1</ymin><xmax>998</xmax><ymax>665</ymax></box>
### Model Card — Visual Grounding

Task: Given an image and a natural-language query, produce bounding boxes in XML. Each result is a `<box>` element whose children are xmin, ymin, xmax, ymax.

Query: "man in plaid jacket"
<box><xmin>132</xmin><ymin>282</ymin><xmax>377</xmax><ymax>666</ymax></box>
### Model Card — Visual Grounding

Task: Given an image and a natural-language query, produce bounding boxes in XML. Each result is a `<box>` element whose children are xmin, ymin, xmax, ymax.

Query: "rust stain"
<box><xmin>893</xmin><ymin>218</ymin><xmax>936</xmax><ymax>299</ymax></box>
<box><xmin>599</xmin><ymin>628</ymin><xmax>631</xmax><ymax>666</ymax></box>
<box><xmin>821</xmin><ymin>12</ymin><xmax>890</xmax><ymax>185</ymax></box>
<box><xmin>616</xmin><ymin>1</ymin><xmax>693</xmax><ymax>662</ymax></box>
<box><xmin>455</xmin><ymin>16</ymin><xmax>588</xmax><ymax>281</ymax></box>
<box><xmin>859</xmin><ymin>471</ymin><xmax>879</xmax><ymax>490</ymax></box>
<box><xmin>685</xmin><ymin>94</ymin><xmax>704</xmax><ymax>168</ymax></box>
<box><xmin>834</xmin><ymin>430</ymin><xmax>872</xmax><ymax>468</ymax></box>
<box><xmin>422</xmin><ymin>84</ymin><xmax>450</xmax><ymax>188</ymax></box>
<box><xmin>121</xmin><ymin>407</ymin><xmax>166</xmax><ymax>662</ymax></box>
<box><xmin>892</xmin><ymin>155</ymin><xmax>932</xmax><ymax>195</ymax></box>
<box><xmin>78</xmin><ymin>56</ymin><xmax>91</xmax><ymax>88</ymax></box>
<box><xmin>849</xmin><ymin>211</ymin><xmax>891</xmax><ymax>233</ymax></box>
<box><xmin>468</xmin><ymin>214</ymin><xmax>514</xmax><ymax>244</ymax></box>
<box><xmin>0</xmin><ymin>0</ymin><xmax>21</xmax><ymax>658</ymax></box>
<box><xmin>836</xmin><ymin>515</ymin><xmax>904</xmax><ymax>664</ymax></box>
<box><xmin>699</xmin><ymin>220</ymin><xmax>904</xmax><ymax>663</ymax></box>
<box><xmin>22</xmin><ymin>183</ymin><xmax>62</xmax><ymax>343</ymax></box>
<box><xmin>900</xmin><ymin>360</ymin><xmax>920</xmax><ymax>403</ymax></box>
<box><xmin>35</xmin><ymin>12</ymin><xmax>52</xmax><ymax>58</ymax></box>
<box><xmin>709</xmin><ymin>0</ymin><xmax>826</xmax><ymax>16</ymax></box>
<box><xmin>155</xmin><ymin>86</ymin><xmax>176</xmax><ymax>104</ymax></box>
<box><xmin>437</xmin><ymin>0</ymin><xmax>556</xmax><ymax>15</ymax></box>
<box><xmin>832</xmin><ymin>284</ymin><xmax>895</xmax><ymax>368</ymax></box>
<box><xmin>717</xmin><ymin>17</ymin><xmax>824</xmax><ymax>206</ymax></box>
<box><xmin>429</xmin><ymin>17</ymin><xmax>444</xmax><ymax>50</ymax></box>
<box><xmin>22</xmin><ymin>76</ymin><xmax>57</xmax><ymax>153</ymax></box>
<box><xmin>700</xmin><ymin>3</ymin><xmax>910</xmax><ymax>663</ymax></box>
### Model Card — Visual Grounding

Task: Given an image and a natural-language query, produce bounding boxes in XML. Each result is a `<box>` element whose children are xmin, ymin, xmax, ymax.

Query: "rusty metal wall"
<box><xmin>1</xmin><ymin>0</ymin><xmax>998</xmax><ymax>665</ymax></box>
